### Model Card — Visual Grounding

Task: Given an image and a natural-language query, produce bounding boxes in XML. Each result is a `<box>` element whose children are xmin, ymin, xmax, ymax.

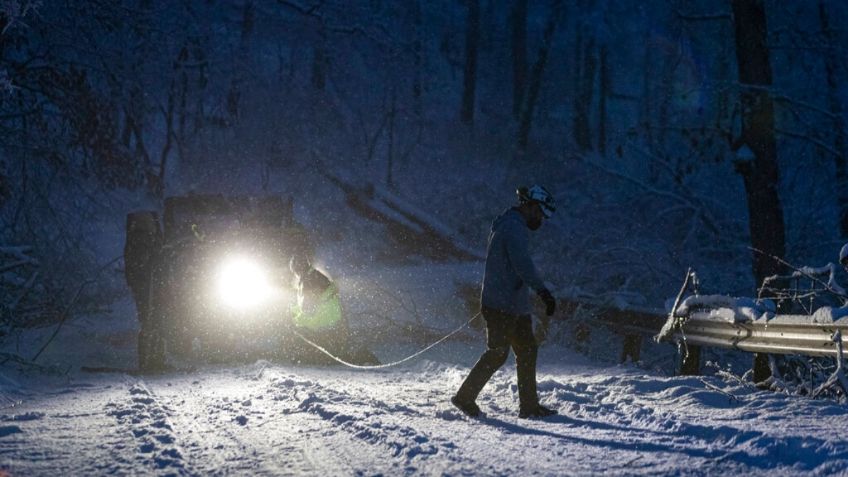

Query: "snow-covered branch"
<box><xmin>0</xmin><ymin>244</ymin><xmax>43</xmax><ymax>333</ymax></box>
<box><xmin>812</xmin><ymin>331</ymin><xmax>848</xmax><ymax>399</ymax></box>
<box><xmin>578</xmin><ymin>153</ymin><xmax>723</xmax><ymax>237</ymax></box>
<box><xmin>322</xmin><ymin>170</ymin><xmax>485</xmax><ymax>262</ymax></box>
<box><xmin>0</xmin><ymin>0</ymin><xmax>39</xmax><ymax>35</ymax></box>
<box><xmin>775</xmin><ymin>128</ymin><xmax>842</xmax><ymax>158</ymax></box>
<box><xmin>754</xmin><ymin>249</ymin><xmax>848</xmax><ymax>306</ymax></box>
<box><xmin>273</xmin><ymin>0</ymin><xmax>400</xmax><ymax>52</ymax></box>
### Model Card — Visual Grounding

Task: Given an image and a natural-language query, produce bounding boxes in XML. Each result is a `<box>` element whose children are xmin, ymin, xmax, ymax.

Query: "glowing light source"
<box><xmin>216</xmin><ymin>256</ymin><xmax>272</xmax><ymax>309</ymax></box>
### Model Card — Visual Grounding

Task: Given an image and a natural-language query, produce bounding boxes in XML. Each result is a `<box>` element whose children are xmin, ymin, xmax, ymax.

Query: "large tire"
<box><xmin>124</xmin><ymin>211</ymin><xmax>161</xmax><ymax>295</ymax></box>
<box><xmin>125</xmin><ymin>211</ymin><xmax>163</xmax><ymax>371</ymax></box>
<box><xmin>153</xmin><ymin>245</ymin><xmax>194</xmax><ymax>360</ymax></box>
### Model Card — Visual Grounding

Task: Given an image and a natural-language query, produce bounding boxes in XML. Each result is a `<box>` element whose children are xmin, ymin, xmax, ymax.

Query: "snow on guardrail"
<box><xmin>658</xmin><ymin>294</ymin><xmax>848</xmax><ymax>358</ymax></box>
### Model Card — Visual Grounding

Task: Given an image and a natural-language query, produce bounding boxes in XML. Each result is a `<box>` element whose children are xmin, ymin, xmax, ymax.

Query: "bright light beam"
<box><xmin>217</xmin><ymin>256</ymin><xmax>272</xmax><ymax>309</ymax></box>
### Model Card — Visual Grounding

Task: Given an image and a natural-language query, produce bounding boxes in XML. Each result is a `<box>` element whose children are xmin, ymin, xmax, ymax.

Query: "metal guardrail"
<box><xmin>677</xmin><ymin>312</ymin><xmax>848</xmax><ymax>358</ymax></box>
<box><xmin>558</xmin><ymin>294</ymin><xmax>848</xmax><ymax>378</ymax></box>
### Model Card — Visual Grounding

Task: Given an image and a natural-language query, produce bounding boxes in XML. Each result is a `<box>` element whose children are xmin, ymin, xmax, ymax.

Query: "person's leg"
<box><xmin>510</xmin><ymin>315</ymin><xmax>539</xmax><ymax>411</ymax></box>
<box><xmin>511</xmin><ymin>316</ymin><xmax>557</xmax><ymax>417</ymax></box>
<box><xmin>455</xmin><ymin>346</ymin><xmax>510</xmax><ymax>403</ymax></box>
<box><xmin>453</xmin><ymin>311</ymin><xmax>511</xmax><ymax>410</ymax></box>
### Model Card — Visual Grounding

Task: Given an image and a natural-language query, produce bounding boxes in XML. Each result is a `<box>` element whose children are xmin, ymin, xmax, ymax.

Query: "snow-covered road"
<box><xmin>4</xmin><ymin>345</ymin><xmax>848</xmax><ymax>476</ymax></box>
<box><xmin>4</xmin><ymin>262</ymin><xmax>848</xmax><ymax>475</ymax></box>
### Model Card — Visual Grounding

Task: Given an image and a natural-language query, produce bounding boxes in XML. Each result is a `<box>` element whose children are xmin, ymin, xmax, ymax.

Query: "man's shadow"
<box><xmin>477</xmin><ymin>414</ymin><xmax>835</xmax><ymax>470</ymax></box>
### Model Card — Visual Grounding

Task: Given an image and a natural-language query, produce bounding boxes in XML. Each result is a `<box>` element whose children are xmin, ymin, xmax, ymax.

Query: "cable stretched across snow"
<box><xmin>292</xmin><ymin>312</ymin><xmax>482</xmax><ymax>369</ymax></box>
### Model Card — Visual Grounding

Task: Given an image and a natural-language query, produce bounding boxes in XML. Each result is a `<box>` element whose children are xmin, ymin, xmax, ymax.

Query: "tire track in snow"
<box><xmin>148</xmin><ymin>376</ymin><xmax>283</xmax><ymax>475</ymax></box>
<box><xmin>104</xmin><ymin>379</ymin><xmax>191</xmax><ymax>476</ymax></box>
<box><xmin>0</xmin><ymin>382</ymin><xmax>144</xmax><ymax>476</ymax></box>
<box><xmin>262</xmin><ymin>371</ymin><xmax>449</xmax><ymax>471</ymax></box>
<box><xmin>147</xmin><ymin>369</ymin><xmax>360</xmax><ymax>476</ymax></box>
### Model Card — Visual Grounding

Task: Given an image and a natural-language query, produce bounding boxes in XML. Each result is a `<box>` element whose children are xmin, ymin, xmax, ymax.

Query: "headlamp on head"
<box><xmin>517</xmin><ymin>185</ymin><xmax>556</xmax><ymax>219</ymax></box>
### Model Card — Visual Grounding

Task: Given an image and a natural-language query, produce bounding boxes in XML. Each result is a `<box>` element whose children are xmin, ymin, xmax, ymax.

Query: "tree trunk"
<box><xmin>311</xmin><ymin>28</ymin><xmax>327</xmax><ymax>90</ymax></box>
<box><xmin>411</xmin><ymin>0</ymin><xmax>423</xmax><ymax>117</ymax></box>
<box><xmin>0</xmin><ymin>16</ymin><xmax>7</xmax><ymax>53</ymax></box>
<box><xmin>732</xmin><ymin>0</ymin><xmax>786</xmax><ymax>381</ymax></box>
<box><xmin>819</xmin><ymin>1</ymin><xmax>848</xmax><ymax>239</ymax></box>
<box><xmin>655</xmin><ymin>43</ymin><xmax>677</xmax><ymax>152</ymax></box>
<box><xmin>639</xmin><ymin>30</ymin><xmax>656</xmax><ymax>178</ymax></box>
<box><xmin>572</xmin><ymin>36</ymin><xmax>596</xmax><ymax>152</ymax></box>
<box><xmin>460</xmin><ymin>0</ymin><xmax>480</xmax><ymax>124</ymax></box>
<box><xmin>731</xmin><ymin>0</ymin><xmax>786</xmax><ymax>286</ymax></box>
<box><xmin>598</xmin><ymin>44</ymin><xmax>609</xmax><ymax>155</ymax></box>
<box><xmin>511</xmin><ymin>0</ymin><xmax>528</xmax><ymax>120</ymax></box>
<box><xmin>227</xmin><ymin>1</ymin><xmax>255</xmax><ymax>120</ymax></box>
<box><xmin>176</xmin><ymin>45</ymin><xmax>189</xmax><ymax>165</ymax></box>
<box><xmin>516</xmin><ymin>1</ymin><xmax>560</xmax><ymax>150</ymax></box>
<box><xmin>386</xmin><ymin>90</ymin><xmax>397</xmax><ymax>188</ymax></box>
<box><xmin>193</xmin><ymin>39</ymin><xmax>209</xmax><ymax>133</ymax></box>
<box><xmin>157</xmin><ymin>89</ymin><xmax>174</xmax><ymax>198</ymax></box>
<box><xmin>715</xmin><ymin>22</ymin><xmax>733</xmax><ymax>132</ymax></box>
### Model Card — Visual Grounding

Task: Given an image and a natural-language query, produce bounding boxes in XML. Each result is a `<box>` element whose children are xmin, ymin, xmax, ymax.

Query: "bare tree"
<box><xmin>227</xmin><ymin>0</ymin><xmax>256</xmax><ymax>120</ymax></box>
<box><xmin>818</xmin><ymin>1</ymin><xmax>848</xmax><ymax>239</ymax></box>
<box><xmin>510</xmin><ymin>0</ymin><xmax>528</xmax><ymax>120</ymax></box>
<box><xmin>598</xmin><ymin>44</ymin><xmax>609</xmax><ymax>155</ymax></box>
<box><xmin>732</xmin><ymin>0</ymin><xmax>786</xmax><ymax>383</ymax></box>
<box><xmin>572</xmin><ymin>34</ymin><xmax>596</xmax><ymax>152</ymax></box>
<box><xmin>460</xmin><ymin>0</ymin><xmax>480</xmax><ymax>124</ymax></box>
<box><xmin>731</xmin><ymin>0</ymin><xmax>786</xmax><ymax>285</ymax></box>
<box><xmin>312</xmin><ymin>28</ymin><xmax>328</xmax><ymax>91</ymax></box>
<box><xmin>517</xmin><ymin>0</ymin><xmax>562</xmax><ymax>150</ymax></box>
<box><xmin>410</xmin><ymin>0</ymin><xmax>423</xmax><ymax>117</ymax></box>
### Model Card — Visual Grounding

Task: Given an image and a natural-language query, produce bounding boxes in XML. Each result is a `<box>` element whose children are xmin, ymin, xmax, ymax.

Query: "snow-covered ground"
<box><xmin>4</xmin><ymin>258</ymin><xmax>848</xmax><ymax>475</ymax></box>
<box><xmin>4</xmin><ymin>346</ymin><xmax>848</xmax><ymax>476</ymax></box>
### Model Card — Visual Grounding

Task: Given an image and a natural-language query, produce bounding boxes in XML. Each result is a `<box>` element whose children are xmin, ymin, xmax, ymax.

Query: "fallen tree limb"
<box><xmin>322</xmin><ymin>171</ymin><xmax>485</xmax><ymax>262</ymax></box>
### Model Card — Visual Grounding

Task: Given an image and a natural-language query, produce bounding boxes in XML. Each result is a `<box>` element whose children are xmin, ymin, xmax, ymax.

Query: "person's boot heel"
<box><xmin>518</xmin><ymin>404</ymin><xmax>557</xmax><ymax>419</ymax></box>
<box><xmin>451</xmin><ymin>395</ymin><xmax>481</xmax><ymax>417</ymax></box>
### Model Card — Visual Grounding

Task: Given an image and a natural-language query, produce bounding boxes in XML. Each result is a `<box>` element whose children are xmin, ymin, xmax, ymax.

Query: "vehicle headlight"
<box><xmin>216</xmin><ymin>256</ymin><xmax>272</xmax><ymax>309</ymax></box>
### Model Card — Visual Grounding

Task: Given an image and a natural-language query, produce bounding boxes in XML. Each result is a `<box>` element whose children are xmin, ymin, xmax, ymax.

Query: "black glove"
<box><xmin>538</xmin><ymin>288</ymin><xmax>556</xmax><ymax>316</ymax></box>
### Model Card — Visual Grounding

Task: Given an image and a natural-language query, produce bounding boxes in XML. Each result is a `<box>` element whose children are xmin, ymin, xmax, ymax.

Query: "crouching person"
<box><xmin>288</xmin><ymin>255</ymin><xmax>378</xmax><ymax>366</ymax></box>
<box><xmin>452</xmin><ymin>185</ymin><xmax>558</xmax><ymax>419</ymax></box>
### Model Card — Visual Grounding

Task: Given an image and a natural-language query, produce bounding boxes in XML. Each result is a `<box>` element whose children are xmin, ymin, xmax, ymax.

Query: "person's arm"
<box><xmin>504</xmin><ymin>222</ymin><xmax>545</xmax><ymax>293</ymax></box>
<box><xmin>504</xmin><ymin>221</ymin><xmax>556</xmax><ymax>316</ymax></box>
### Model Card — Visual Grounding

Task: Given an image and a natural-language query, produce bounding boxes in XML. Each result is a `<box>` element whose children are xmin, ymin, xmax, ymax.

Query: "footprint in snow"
<box><xmin>0</xmin><ymin>425</ymin><xmax>22</xmax><ymax>437</ymax></box>
<box><xmin>435</xmin><ymin>409</ymin><xmax>479</xmax><ymax>421</ymax></box>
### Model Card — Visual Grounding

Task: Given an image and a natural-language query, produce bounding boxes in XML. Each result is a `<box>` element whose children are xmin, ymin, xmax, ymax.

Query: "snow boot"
<box><xmin>518</xmin><ymin>404</ymin><xmax>557</xmax><ymax>419</ymax></box>
<box><xmin>451</xmin><ymin>395</ymin><xmax>481</xmax><ymax>417</ymax></box>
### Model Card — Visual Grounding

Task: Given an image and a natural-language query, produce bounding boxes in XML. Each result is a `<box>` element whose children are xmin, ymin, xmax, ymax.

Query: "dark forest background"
<box><xmin>1</xmin><ymin>0</ymin><xmax>847</xmax><ymax>333</ymax></box>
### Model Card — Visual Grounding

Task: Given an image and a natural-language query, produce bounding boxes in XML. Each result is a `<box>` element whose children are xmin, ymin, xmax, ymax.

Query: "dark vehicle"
<box><xmin>125</xmin><ymin>194</ymin><xmax>373</xmax><ymax>368</ymax></box>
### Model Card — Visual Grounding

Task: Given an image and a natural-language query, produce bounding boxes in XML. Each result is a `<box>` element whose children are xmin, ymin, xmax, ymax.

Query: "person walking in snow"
<box><xmin>452</xmin><ymin>185</ymin><xmax>558</xmax><ymax>419</ymax></box>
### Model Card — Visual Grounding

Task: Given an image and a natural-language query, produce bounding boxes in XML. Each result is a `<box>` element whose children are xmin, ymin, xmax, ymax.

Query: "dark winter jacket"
<box><xmin>480</xmin><ymin>208</ymin><xmax>546</xmax><ymax>316</ymax></box>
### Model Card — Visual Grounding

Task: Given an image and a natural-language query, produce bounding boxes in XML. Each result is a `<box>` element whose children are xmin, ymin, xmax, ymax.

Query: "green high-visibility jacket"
<box><xmin>293</xmin><ymin>282</ymin><xmax>342</xmax><ymax>331</ymax></box>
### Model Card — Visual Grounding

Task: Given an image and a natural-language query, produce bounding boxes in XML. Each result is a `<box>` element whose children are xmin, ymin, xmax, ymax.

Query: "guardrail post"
<box><xmin>752</xmin><ymin>353</ymin><xmax>771</xmax><ymax>383</ymax></box>
<box><xmin>620</xmin><ymin>334</ymin><xmax>642</xmax><ymax>363</ymax></box>
<box><xmin>678</xmin><ymin>342</ymin><xmax>701</xmax><ymax>375</ymax></box>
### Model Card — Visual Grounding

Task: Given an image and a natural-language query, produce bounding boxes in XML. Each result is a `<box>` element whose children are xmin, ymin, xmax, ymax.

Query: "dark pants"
<box><xmin>455</xmin><ymin>307</ymin><xmax>540</xmax><ymax>410</ymax></box>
